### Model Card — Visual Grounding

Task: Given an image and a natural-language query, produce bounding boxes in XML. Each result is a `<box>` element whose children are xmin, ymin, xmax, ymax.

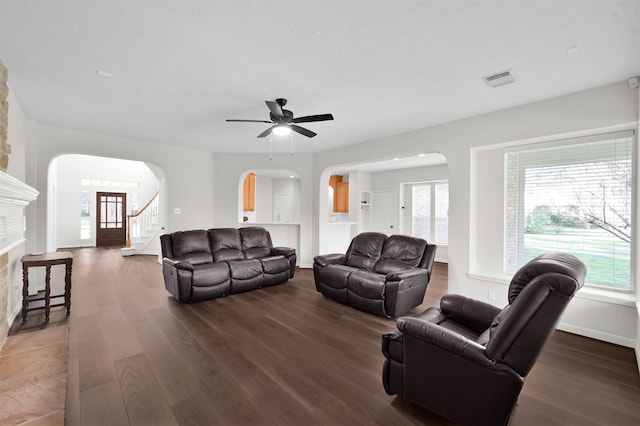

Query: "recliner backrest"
<box><xmin>484</xmin><ymin>252</ymin><xmax>586</xmax><ymax>376</ymax></box>
<box><xmin>375</xmin><ymin>234</ymin><xmax>427</xmax><ymax>274</ymax></box>
<box><xmin>240</xmin><ymin>227</ymin><xmax>273</xmax><ymax>259</ymax></box>
<box><xmin>208</xmin><ymin>228</ymin><xmax>245</xmax><ymax>262</ymax></box>
<box><xmin>345</xmin><ymin>232</ymin><xmax>386</xmax><ymax>271</ymax></box>
<box><xmin>166</xmin><ymin>230</ymin><xmax>213</xmax><ymax>265</ymax></box>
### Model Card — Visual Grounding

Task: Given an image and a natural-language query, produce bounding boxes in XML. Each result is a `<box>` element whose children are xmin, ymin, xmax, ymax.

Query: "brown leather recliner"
<box><xmin>382</xmin><ymin>252</ymin><xmax>586</xmax><ymax>425</ymax></box>
<box><xmin>313</xmin><ymin>232</ymin><xmax>437</xmax><ymax>318</ymax></box>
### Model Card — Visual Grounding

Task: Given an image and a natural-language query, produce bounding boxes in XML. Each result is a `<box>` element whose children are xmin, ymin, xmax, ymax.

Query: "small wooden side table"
<box><xmin>21</xmin><ymin>252</ymin><xmax>73</xmax><ymax>323</ymax></box>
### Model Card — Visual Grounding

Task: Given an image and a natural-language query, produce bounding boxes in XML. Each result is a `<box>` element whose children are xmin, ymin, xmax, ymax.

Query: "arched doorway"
<box><xmin>47</xmin><ymin>154</ymin><xmax>165</xmax><ymax>255</ymax></box>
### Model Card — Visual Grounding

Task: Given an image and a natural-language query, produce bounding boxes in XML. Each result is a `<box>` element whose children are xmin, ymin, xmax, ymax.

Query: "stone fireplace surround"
<box><xmin>0</xmin><ymin>171</ymin><xmax>38</xmax><ymax>347</ymax></box>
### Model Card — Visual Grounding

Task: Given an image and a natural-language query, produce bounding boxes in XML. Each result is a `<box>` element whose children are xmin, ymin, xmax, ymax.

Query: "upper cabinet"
<box><xmin>329</xmin><ymin>175</ymin><xmax>349</xmax><ymax>213</ymax></box>
<box><xmin>243</xmin><ymin>172</ymin><xmax>256</xmax><ymax>211</ymax></box>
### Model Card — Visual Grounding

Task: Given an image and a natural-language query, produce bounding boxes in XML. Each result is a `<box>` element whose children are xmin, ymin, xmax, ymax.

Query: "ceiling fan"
<box><xmin>226</xmin><ymin>98</ymin><xmax>334</xmax><ymax>138</ymax></box>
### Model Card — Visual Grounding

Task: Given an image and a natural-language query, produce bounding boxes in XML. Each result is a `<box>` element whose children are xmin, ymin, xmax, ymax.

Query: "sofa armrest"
<box><xmin>314</xmin><ymin>253</ymin><xmax>346</xmax><ymax>267</ymax></box>
<box><xmin>397</xmin><ymin>316</ymin><xmax>492</xmax><ymax>366</ymax></box>
<box><xmin>162</xmin><ymin>257</ymin><xmax>194</xmax><ymax>271</ymax></box>
<box><xmin>385</xmin><ymin>268</ymin><xmax>428</xmax><ymax>281</ymax></box>
<box><xmin>271</xmin><ymin>246</ymin><xmax>295</xmax><ymax>257</ymax></box>
<box><xmin>439</xmin><ymin>294</ymin><xmax>502</xmax><ymax>334</ymax></box>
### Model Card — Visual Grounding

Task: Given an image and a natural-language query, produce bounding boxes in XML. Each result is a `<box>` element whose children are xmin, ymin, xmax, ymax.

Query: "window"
<box><xmin>80</xmin><ymin>190</ymin><xmax>91</xmax><ymax>239</ymax></box>
<box><xmin>410</xmin><ymin>181</ymin><xmax>449</xmax><ymax>244</ymax></box>
<box><xmin>504</xmin><ymin>130</ymin><xmax>634</xmax><ymax>291</ymax></box>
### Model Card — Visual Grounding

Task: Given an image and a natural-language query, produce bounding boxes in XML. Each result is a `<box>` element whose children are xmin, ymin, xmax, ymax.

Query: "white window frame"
<box><xmin>405</xmin><ymin>180</ymin><xmax>449</xmax><ymax>245</ymax></box>
<box><xmin>504</xmin><ymin>130</ymin><xmax>635</xmax><ymax>293</ymax></box>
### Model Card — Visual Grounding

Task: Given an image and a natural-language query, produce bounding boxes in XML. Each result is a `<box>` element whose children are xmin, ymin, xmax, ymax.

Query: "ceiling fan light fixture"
<box><xmin>272</xmin><ymin>125</ymin><xmax>292</xmax><ymax>136</ymax></box>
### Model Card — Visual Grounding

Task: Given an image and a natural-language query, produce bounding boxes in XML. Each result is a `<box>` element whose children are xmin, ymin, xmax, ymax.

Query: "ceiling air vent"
<box><xmin>482</xmin><ymin>69</ymin><xmax>515</xmax><ymax>88</ymax></box>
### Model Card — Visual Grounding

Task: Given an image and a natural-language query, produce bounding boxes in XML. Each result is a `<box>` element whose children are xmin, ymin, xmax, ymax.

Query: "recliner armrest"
<box><xmin>162</xmin><ymin>257</ymin><xmax>194</xmax><ymax>271</ymax></box>
<box><xmin>385</xmin><ymin>268</ymin><xmax>428</xmax><ymax>281</ymax></box>
<box><xmin>397</xmin><ymin>316</ymin><xmax>492</xmax><ymax>366</ymax></box>
<box><xmin>439</xmin><ymin>294</ymin><xmax>502</xmax><ymax>334</ymax></box>
<box><xmin>314</xmin><ymin>253</ymin><xmax>346</xmax><ymax>267</ymax></box>
<box><xmin>271</xmin><ymin>246</ymin><xmax>295</xmax><ymax>257</ymax></box>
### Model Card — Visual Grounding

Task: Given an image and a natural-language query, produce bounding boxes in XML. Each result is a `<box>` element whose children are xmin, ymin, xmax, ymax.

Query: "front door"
<box><xmin>96</xmin><ymin>192</ymin><xmax>126</xmax><ymax>247</ymax></box>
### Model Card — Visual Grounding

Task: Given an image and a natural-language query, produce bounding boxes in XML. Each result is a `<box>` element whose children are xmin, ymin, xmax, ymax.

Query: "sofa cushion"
<box><xmin>192</xmin><ymin>262</ymin><xmax>230</xmax><ymax>287</ymax></box>
<box><xmin>240</xmin><ymin>227</ymin><xmax>273</xmax><ymax>259</ymax></box>
<box><xmin>345</xmin><ymin>232</ymin><xmax>386</xmax><ymax>271</ymax></box>
<box><xmin>171</xmin><ymin>230</ymin><xmax>211</xmax><ymax>259</ymax></box>
<box><xmin>208</xmin><ymin>228</ymin><xmax>245</xmax><ymax>262</ymax></box>
<box><xmin>260</xmin><ymin>256</ymin><xmax>291</xmax><ymax>275</ymax></box>
<box><xmin>175</xmin><ymin>252</ymin><xmax>213</xmax><ymax>266</ymax></box>
<box><xmin>227</xmin><ymin>259</ymin><xmax>263</xmax><ymax>280</ymax></box>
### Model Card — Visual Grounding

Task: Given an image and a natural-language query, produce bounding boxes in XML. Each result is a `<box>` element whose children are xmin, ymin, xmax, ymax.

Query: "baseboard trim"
<box><xmin>557</xmin><ymin>322</ymin><xmax>636</xmax><ymax>348</ymax></box>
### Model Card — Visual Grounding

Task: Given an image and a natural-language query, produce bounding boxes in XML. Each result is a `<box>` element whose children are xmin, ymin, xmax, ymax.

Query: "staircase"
<box><xmin>121</xmin><ymin>192</ymin><xmax>161</xmax><ymax>256</ymax></box>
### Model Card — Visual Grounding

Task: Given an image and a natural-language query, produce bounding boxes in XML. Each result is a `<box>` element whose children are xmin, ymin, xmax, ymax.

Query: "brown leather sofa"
<box><xmin>313</xmin><ymin>232</ymin><xmax>437</xmax><ymax>318</ymax></box>
<box><xmin>382</xmin><ymin>252</ymin><xmax>586</xmax><ymax>425</ymax></box>
<box><xmin>160</xmin><ymin>227</ymin><xmax>296</xmax><ymax>303</ymax></box>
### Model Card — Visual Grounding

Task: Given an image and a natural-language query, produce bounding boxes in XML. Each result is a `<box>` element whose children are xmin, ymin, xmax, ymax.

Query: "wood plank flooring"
<box><xmin>7</xmin><ymin>247</ymin><xmax>640</xmax><ymax>425</ymax></box>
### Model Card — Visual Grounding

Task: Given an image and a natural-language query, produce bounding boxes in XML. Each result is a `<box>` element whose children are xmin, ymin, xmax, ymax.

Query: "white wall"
<box><xmin>313</xmin><ymin>81</ymin><xmax>639</xmax><ymax>347</ymax></box>
<box><xmin>52</xmin><ymin>154</ymin><xmax>159</xmax><ymax>248</ymax></box>
<box><xmin>254</xmin><ymin>175</ymin><xmax>273</xmax><ymax>223</ymax></box>
<box><xmin>5</xmin><ymin>90</ymin><xmax>27</xmax><ymax>181</ymax></box>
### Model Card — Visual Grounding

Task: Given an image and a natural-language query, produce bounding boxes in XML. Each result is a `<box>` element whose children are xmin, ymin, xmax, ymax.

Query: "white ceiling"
<box><xmin>0</xmin><ymin>1</ymin><xmax>638</xmax><ymax>155</ymax></box>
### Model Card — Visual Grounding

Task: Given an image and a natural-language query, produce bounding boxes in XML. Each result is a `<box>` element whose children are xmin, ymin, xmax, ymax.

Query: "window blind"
<box><xmin>504</xmin><ymin>130</ymin><xmax>634</xmax><ymax>291</ymax></box>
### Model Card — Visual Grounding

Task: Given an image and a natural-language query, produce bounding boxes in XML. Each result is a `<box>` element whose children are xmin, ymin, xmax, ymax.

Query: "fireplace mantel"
<box><xmin>1</xmin><ymin>170</ymin><xmax>38</xmax><ymax>345</ymax></box>
<box><xmin>0</xmin><ymin>170</ymin><xmax>38</xmax><ymax>208</ymax></box>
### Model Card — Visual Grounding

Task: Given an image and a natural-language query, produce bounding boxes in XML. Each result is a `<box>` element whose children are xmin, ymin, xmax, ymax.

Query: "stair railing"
<box><xmin>126</xmin><ymin>191</ymin><xmax>160</xmax><ymax>248</ymax></box>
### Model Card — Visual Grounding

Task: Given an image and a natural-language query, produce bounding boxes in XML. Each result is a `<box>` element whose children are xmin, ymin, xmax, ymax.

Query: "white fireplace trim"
<box><xmin>0</xmin><ymin>237</ymin><xmax>25</xmax><ymax>256</ymax></box>
<box><xmin>0</xmin><ymin>170</ymin><xmax>38</xmax><ymax>207</ymax></box>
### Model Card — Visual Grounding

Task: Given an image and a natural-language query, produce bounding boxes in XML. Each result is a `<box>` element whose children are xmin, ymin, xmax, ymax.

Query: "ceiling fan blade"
<box><xmin>291</xmin><ymin>124</ymin><xmax>317</xmax><ymax>138</ymax></box>
<box><xmin>226</xmin><ymin>119</ymin><xmax>273</xmax><ymax>123</ymax></box>
<box><xmin>257</xmin><ymin>125</ymin><xmax>277</xmax><ymax>138</ymax></box>
<box><xmin>292</xmin><ymin>113</ymin><xmax>334</xmax><ymax>124</ymax></box>
<box><xmin>265</xmin><ymin>100</ymin><xmax>284</xmax><ymax>120</ymax></box>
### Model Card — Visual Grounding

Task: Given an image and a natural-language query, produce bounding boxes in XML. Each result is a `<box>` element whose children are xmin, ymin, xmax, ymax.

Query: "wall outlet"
<box><xmin>173</xmin><ymin>208</ymin><xmax>181</xmax><ymax>215</ymax></box>
<box><xmin>487</xmin><ymin>290</ymin><xmax>496</xmax><ymax>301</ymax></box>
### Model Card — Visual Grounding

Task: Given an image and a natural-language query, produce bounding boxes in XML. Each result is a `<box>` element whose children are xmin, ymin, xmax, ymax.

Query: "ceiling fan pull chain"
<box><xmin>269</xmin><ymin>133</ymin><xmax>273</xmax><ymax>160</ymax></box>
<box><xmin>290</xmin><ymin>133</ymin><xmax>293</xmax><ymax>156</ymax></box>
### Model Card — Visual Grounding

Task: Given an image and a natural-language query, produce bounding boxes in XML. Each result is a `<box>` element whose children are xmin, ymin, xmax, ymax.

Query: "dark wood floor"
<box><xmin>9</xmin><ymin>248</ymin><xmax>640</xmax><ymax>425</ymax></box>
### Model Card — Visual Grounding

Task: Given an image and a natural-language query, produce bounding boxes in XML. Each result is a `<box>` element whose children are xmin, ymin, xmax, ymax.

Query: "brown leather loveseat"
<box><xmin>313</xmin><ymin>232</ymin><xmax>436</xmax><ymax>318</ymax></box>
<box><xmin>160</xmin><ymin>227</ymin><xmax>296</xmax><ymax>303</ymax></box>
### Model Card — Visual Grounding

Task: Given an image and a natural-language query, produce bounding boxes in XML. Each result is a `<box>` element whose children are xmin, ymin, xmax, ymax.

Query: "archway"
<box><xmin>47</xmin><ymin>154</ymin><xmax>165</xmax><ymax>255</ymax></box>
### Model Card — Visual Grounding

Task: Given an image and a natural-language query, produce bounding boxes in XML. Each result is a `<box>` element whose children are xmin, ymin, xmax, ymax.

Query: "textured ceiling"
<box><xmin>0</xmin><ymin>1</ymin><xmax>638</xmax><ymax>154</ymax></box>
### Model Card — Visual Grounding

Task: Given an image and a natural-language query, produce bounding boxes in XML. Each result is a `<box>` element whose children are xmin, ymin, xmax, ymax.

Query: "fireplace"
<box><xmin>0</xmin><ymin>170</ymin><xmax>38</xmax><ymax>346</ymax></box>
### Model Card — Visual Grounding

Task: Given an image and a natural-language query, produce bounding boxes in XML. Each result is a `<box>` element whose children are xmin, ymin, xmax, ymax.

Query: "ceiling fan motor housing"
<box><xmin>271</xmin><ymin>109</ymin><xmax>294</xmax><ymax>123</ymax></box>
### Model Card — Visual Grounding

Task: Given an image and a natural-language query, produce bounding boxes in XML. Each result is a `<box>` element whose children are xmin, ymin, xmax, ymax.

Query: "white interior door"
<box><xmin>371</xmin><ymin>190</ymin><xmax>397</xmax><ymax>235</ymax></box>
<box><xmin>273</xmin><ymin>193</ymin><xmax>292</xmax><ymax>223</ymax></box>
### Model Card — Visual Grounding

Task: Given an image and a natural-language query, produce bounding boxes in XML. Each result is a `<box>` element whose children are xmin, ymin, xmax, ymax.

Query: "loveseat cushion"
<box><xmin>319</xmin><ymin>264</ymin><xmax>358</xmax><ymax>289</ymax></box>
<box><xmin>240</xmin><ymin>227</ymin><xmax>273</xmax><ymax>259</ymax></box>
<box><xmin>208</xmin><ymin>228</ymin><xmax>245</xmax><ymax>262</ymax></box>
<box><xmin>345</xmin><ymin>232</ymin><xmax>386</xmax><ymax>271</ymax></box>
<box><xmin>348</xmin><ymin>270</ymin><xmax>387</xmax><ymax>316</ymax></box>
<box><xmin>375</xmin><ymin>235</ymin><xmax>428</xmax><ymax>274</ymax></box>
